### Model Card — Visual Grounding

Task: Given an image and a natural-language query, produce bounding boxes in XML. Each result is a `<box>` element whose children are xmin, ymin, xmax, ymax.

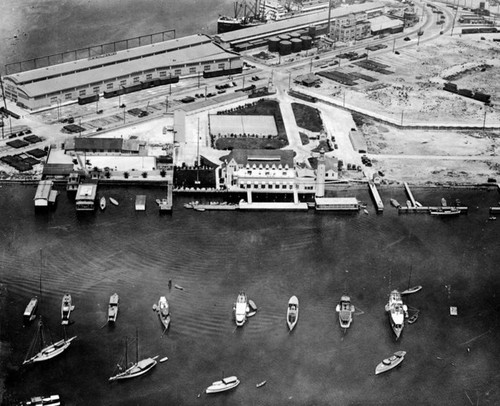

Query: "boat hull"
<box><xmin>158</xmin><ymin>296</ymin><xmax>170</xmax><ymax>330</ymax></box>
<box><xmin>61</xmin><ymin>294</ymin><xmax>72</xmax><ymax>326</ymax></box>
<box><xmin>24</xmin><ymin>336</ymin><xmax>77</xmax><ymax>365</ymax></box>
<box><xmin>206</xmin><ymin>376</ymin><xmax>240</xmax><ymax>393</ymax></box>
<box><xmin>108</xmin><ymin>293</ymin><xmax>119</xmax><ymax>322</ymax></box>
<box><xmin>375</xmin><ymin>351</ymin><xmax>406</xmax><ymax>375</ymax></box>
<box><xmin>109</xmin><ymin>357</ymin><xmax>157</xmax><ymax>381</ymax></box>
<box><xmin>287</xmin><ymin>296</ymin><xmax>299</xmax><ymax>331</ymax></box>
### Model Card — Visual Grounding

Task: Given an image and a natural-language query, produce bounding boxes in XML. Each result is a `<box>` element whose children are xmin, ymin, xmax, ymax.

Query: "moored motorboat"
<box><xmin>206</xmin><ymin>376</ymin><xmax>240</xmax><ymax>394</ymax></box>
<box><xmin>286</xmin><ymin>296</ymin><xmax>299</xmax><ymax>331</ymax></box>
<box><xmin>375</xmin><ymin>351</ymin><xmax>406</xmax><ymax>375</ymax></box>
<box><xmin>109</xmin><ymin>197</ymin><xmax>119</xmax><ymax>206</ymax></box>
<box><xmin>401</xmin><ymin>285</ymin><xmax>422</xmax><ymax>295</ymax></box>
<box><xmin>234</xmin><ymin>291</ymin><xmax>248</xmax><ymax>327</ymax></box>
<box><xmin>100</xmin><ymin>197</ymin><xmax>106</xmax><ymax>210</ymax></box>
<box><xmin>61</xmin><ymin>294</ymin><xmax>73</xmax><ymax>326</ymax></box>
<box><xmin>407</xmin><ymin>312</ymin><xmax>419</xmax><ymax>324</ymax></box>
<box><xmin>108</xmin><ymin>293</ymin><xmax>119</xmax><ymax>323</ymax></box>
<box><xmin>157</xmin><ymin>296</ymin><xmax>171</xmax><ymax>331</ymax></box>
<box><xmin>406</xmin><ymin>200</ymin><xmax>412</xmax><ymax>208</ymax></box>
<box><xmin>385</xmin><ymin>290</ymin><xmax>407</xmax><ymax>340</ymax></box>
<box><xmin>335</xmin><ymin>294</ymin><xmax>355</xmax><ymax>329</ymax></box>
<box><xmin>20</xmin><ymin>394</ymin><xmax>61</xmax><ymax>406</ymax></box>
<box><xmin>256</xmin><ymin>380</ymin><xmax>267</xmax><ymax>388</ymax></box>
<box><xmin>24</xmin><ymin>297</ymin><xmax>38</xmax><ymax>323</ymax></box>
<box><xmin>390</xmin><ymin>199</ymin><xmax>401</xmax><ymax>208</ymax></box>
<box><xmin>441</xmin><ymin>197</ymin><xmax>447</xmax><ymax>206</ymax></box>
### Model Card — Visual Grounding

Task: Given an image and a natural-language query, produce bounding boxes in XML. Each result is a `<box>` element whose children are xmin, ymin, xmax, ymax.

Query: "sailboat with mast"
<box><xmin>109</xmin><ymin>329</ymin><xmax>158</xmax><ymax>381</ymax></box>
<box><xmin>23</xmin><ymin>250</ymin><xmax>77</xmax><ymax>365</ymax></box>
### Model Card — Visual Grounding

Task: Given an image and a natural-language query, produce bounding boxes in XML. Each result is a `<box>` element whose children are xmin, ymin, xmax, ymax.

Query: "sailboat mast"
<box><xmin>125</xmin><ymin>336</ymin><xmax>128</xmax><ymax>367</ymax></box>
<box><xmin>136</xmin><ymin>329</ymin><xmax>139</xmax><ymax>364</ymax></box>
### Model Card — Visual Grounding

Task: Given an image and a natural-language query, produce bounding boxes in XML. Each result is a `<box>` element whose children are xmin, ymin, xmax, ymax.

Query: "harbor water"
<box><xmin>0</xmin><ymin>184</ymin><xmax>499</xmax><ymax>405</ymax></box>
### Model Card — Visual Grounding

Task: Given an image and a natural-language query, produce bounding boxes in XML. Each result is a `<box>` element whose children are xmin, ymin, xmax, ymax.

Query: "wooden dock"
<box><xmin>368</xmin><ymin>181</ymin><xmax>384</xmax><ymax>212</ymax></box>
<box><xmin>404</xmin><ymin>182</ymin><xmax>416</xmax><ymax>207</ymax></box>
<box><xmin>158</xmin><ymin>181</ymin><xmax>173</xmax><ymax>212</ymax></box>
<box><xmin>398</xmin><ymin>206</ymin><xmax>468</xmax><ymax>214</ymax></box>
<box><xmin>490</xmin><ymin>207</ymin><xmax>500</xmax><ymax>214</ymax></box>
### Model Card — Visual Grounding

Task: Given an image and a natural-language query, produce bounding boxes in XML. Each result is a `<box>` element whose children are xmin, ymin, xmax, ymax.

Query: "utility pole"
<box><xmin>401</xmin><ymin>110</ymin><xmax>404</xmax><ymax>126</ymax></box>
<box><xmin>483</xmin><ymin>107</ymin><xmax>487</xmax><ymax>131</ymax></box>
<box><xmin>393</xmin><ymin>38</ymin><xmax>396</xmax><ymax>53</ymax></box>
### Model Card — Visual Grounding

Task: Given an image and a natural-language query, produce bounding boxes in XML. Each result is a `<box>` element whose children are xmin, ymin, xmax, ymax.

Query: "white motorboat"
<box><xmin>157</xmin><ymin>296</ymin><xmax>171</xmax><ymax>331</ymax></box>
<box><xmin>24</xmin><ymin>297</ymin><xmax>38</xmax><ymax>323</ymax></box>
<box><xmin>20</xmin><ymin>394</ymin><xmax>61</xmax><ymax>406</ymax></box>
<box><xmin>335</xmin><ymin>294</ymin><xmax>355</xmax><ymax>329</ymax></box>
<box><xmin>108</xmin><ymin>293</ymin><xmax>119</xmax><ymax>323</ymax></box>
<box><xmin>206</xmin><ymin>376</ymin><xmax>240</xmax><ymax>394</ymax></box>
<box><xmin>99</xmin><ymin>197</ymin><xmax>106</xmax><ymax>210</ymax></box>
<box><xmin>375</xmin><ymin>351</ymin><xmax>406</xmax><ymax>375</ymax></box>
<box><xmin>286</xmin><ymin>296</ymin><xmax>299</xmax><ymax>331</ymax></box>
<box><xmin>430</xmin><ymin>208</ymin><xmax>460</xmax><ymax>216</ymax></box>
<box><xmin>234</xmin><ymin>292</ymin><xmax>248</xmax><ymax>327</ymax></box>
<box><xmin>61</xmin><ymin>294</ymin><xmax>73</xmax><ymax>326</ymax></box>
<box><xmin>385</xmin><ymin>290</ymin><xmax>407</xmax><ymax>340</ymax></box>
<box><xmin>247</xmin><ymin>299</ymin><xmax>257</xmax><ymax>317</ymax></box>
<box><xmin>109</xmin><ymin>330</ymin><xmax>158</xmax><ymax>381</ymax></box>
<box><xmin>109</xmin><ymin>197</ymin><xmax>119</xmax><ymax>206</ymax></box>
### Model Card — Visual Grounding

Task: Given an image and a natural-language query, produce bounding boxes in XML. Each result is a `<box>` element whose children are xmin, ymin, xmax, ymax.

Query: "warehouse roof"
<box><xmin>369</xmin><ymin>15</ymin><xmax>404</xmax><ymax>31</ymax></box>
<box><xmin>14</xmin><ymin>41</ymin><xmax>238</xmax><ymax>97</ymax></box>
<box><xmin>7</xmin><ymin>35</ymin><xmax>212</xmax><ymax>85</ymax></box>
<box><xmin>215</xmin><ymin>2</ymin><xmax>385</xmax><ymax>44</ymax></box>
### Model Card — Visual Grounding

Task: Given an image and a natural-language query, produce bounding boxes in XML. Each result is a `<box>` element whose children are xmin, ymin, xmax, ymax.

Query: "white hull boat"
<box><xmin>20</xmin><ymin>394</ymin><xmax>61</xmax><ymax>406</ymax></box>
<box><xmin>401</xmin><ymin>285</ymin><xmax>422</xmax><ymax>295</ymax></box>
<box><xmin>385</xmin><ymin>290</ymin><xmax>407</xmax><ymax>340</ymax></box>
<box><xmin>286</xmin><ymin>296</ymin><xmax>299</xmax><ymax>331</ymax></box>
<box><xmin>109</xmin><ymin>197</ymin><xmax>119</xmax><ymax>206</ymax></box>
<box><xmin>234</xmin><ymin>292</ymin><xmax>248</xmax><ymax>327</ymax></box>
<box><xmin>109</xmin><ymin>331</ymin><xmax>157</xmax><ymax>381</ymax></box>
<box><xmin>100</xmin><ymin>197</ymin><xmax>106</xmax><ymax>210</ymax></box>
<box><xmin>24</xmin><ymin>297</ymin><xmax>38</xmax><ymax>323</ymax></box>
<box><xmin>157</xmin><ymin>296</ymin><xmax>171</xmax><ymax>331</ymax></box>
<box><xmin>335</xmin><ymin>295</ymin><xmax>355</xmax><ymax>329</ymax></box>
<box><xmin>206</xmin><ymin>376</ymin><xmax>240</xmax><ymax>394</ymax></box>
<box><xmin>61</xmin><ymin>294</ymin><xmax>73</xmax><ymax>326</ymax></box>
<box><xmin>375</xmin><ymin>351</ymin><xmax>406</xmax><ymax>375</ymax></box>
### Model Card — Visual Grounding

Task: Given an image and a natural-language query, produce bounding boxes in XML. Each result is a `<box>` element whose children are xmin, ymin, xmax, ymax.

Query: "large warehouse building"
<box><xmin>3</xmin><ymin>34</ymin><xmax>242</xmax><ymax>111</ymax></box>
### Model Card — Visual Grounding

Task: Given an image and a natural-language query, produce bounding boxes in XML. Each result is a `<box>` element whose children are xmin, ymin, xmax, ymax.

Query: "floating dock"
<box><xmin>398</xmin><ymin>206</ymin><xmax>468</xmax><ymax>214</ymax></box>
<box><xmin>489</xmin><ymin>207</ymin><xmax>500</xmax><ymax>214</ymax></box>
<box><xmin>314</xmin><ymin>197</ymin><xmax>359</xmax><ymax>211</ymax></box>
<box><xmin>135</xmin><ymin>195</ymin><xmax>146</xmax><ymax>211</ymax></box>
<box><xmin>238</xmin><ymin>201</ymin><xmax>309</xmax><ymax>211</ymax></box>
<box><xmin>368</xmin><ymin>181</ymin><xmax>384</xmax><ymax>212</ymax></box>
<box><xmin>192</xmin><ymin>203</ymin><xmax>238</xmax><ymax>211</ymax></box>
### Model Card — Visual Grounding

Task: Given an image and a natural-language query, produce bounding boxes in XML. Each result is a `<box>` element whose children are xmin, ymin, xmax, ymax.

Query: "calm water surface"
<box><xmin>0</xmin><ymin>184</ymin><xmax>499</xmax><ymax>405</ymax></box>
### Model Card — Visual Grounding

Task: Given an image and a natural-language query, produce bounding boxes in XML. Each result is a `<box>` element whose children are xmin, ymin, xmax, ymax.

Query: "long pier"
<box><xmin>398</xmin><ymin>206</ymin><xmax>469</xmax><ymax>214</ymax></box>
<box><xmin>368</xmin><ymin>181</ymin><xmax>384</xmax><ymax>212</ymax></box>
<box><xmin>404</xmin><ymin>182</ymin><xmax>416</xmax><ymax>207</ymax></box>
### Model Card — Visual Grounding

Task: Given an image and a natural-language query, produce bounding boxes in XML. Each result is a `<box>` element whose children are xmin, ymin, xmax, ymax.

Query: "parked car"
<box><xmin>404</xmin><ymin>37</ymin><xmax>411</xmax><ymax>41</ymax></box>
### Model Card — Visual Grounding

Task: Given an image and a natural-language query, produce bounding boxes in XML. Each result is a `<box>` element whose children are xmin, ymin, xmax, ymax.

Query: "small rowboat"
<box><xmin>287</xmin><ymin>296</ymin><xmax>299</xmax><ymax>331</ymax></box>
<box><xmin>407</xmin><ymin>313</ymin><xmax>419</xmax><ymax>324</ymax></box>
<box><xmin>109</xmin><ymin>197</ymin><xmax>119</xmax><ymax>206</ymax></box>
<box><xmin>100</xmin><ymin>197</ymin><xmax>106</xmax><ymax>210</ymax></box>
<box><xmin>160</xmin><ymin>356</ymin><xmax>169</xmax><ymax>363</ymax></box>
<box><xmin>375</xmin><ymin>351</ymin><xmax>406</xmax><ymax>375</ymax></box>
<box><xmin>174</xmin><ymin>284</ymin><xmax>184</xmax><ymax>291</ymax></box>
<box><xmin>256</xmin><ymin>380</ymin><xmax>267</xmax><ymax>388</ymax></box>
<box><xmin>401</xmin><ymin>285</ymin><xmax>422</xmax><ymax>295</ymax></box>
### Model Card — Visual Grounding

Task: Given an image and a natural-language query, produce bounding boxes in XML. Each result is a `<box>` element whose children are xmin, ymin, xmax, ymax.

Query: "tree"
<box><xmin>124</xmin><ymin>171</ymin><xmax>129</xmax><ymax>179</ymax></box>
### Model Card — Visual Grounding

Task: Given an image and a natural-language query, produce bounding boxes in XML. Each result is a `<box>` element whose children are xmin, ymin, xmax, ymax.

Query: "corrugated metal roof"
<box><xmin>216</xmin><ymin>3</ymin><xmax>385</xmax><ymax>44</ymax></box>
<box><xmin>370</xmin><ymin>15</ymin><xmax>403</xmax><ymax>30</ymax></box>
<box><xmin>34</xmin><ymin>180</ymin><xmax>54</xmax><ymax>200</ymax></box>
<box><xmin>42</xmin><ymin>163</ymin><xmax>74</xmax><ymax>176</ymax></box>
<box><xmin>7</xmin><ymin>35</ymin><xmax>212</xmax><ymax>84</ymax></box>
<box><xmin>20</xmin><ymin>41</ymin><xmax>238</xmax><ymax>97</ymax></box>
<box><xmin>75</xmin><ymin>137</ymin><xmax>123</xmax><ymax>151</ymax></box>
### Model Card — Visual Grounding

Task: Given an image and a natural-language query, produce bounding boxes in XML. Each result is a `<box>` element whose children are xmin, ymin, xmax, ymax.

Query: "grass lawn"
<box><xmin>291</xmin><ymin>103</ymin><xmax>323</xmax><ymax>132</ymax></box>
